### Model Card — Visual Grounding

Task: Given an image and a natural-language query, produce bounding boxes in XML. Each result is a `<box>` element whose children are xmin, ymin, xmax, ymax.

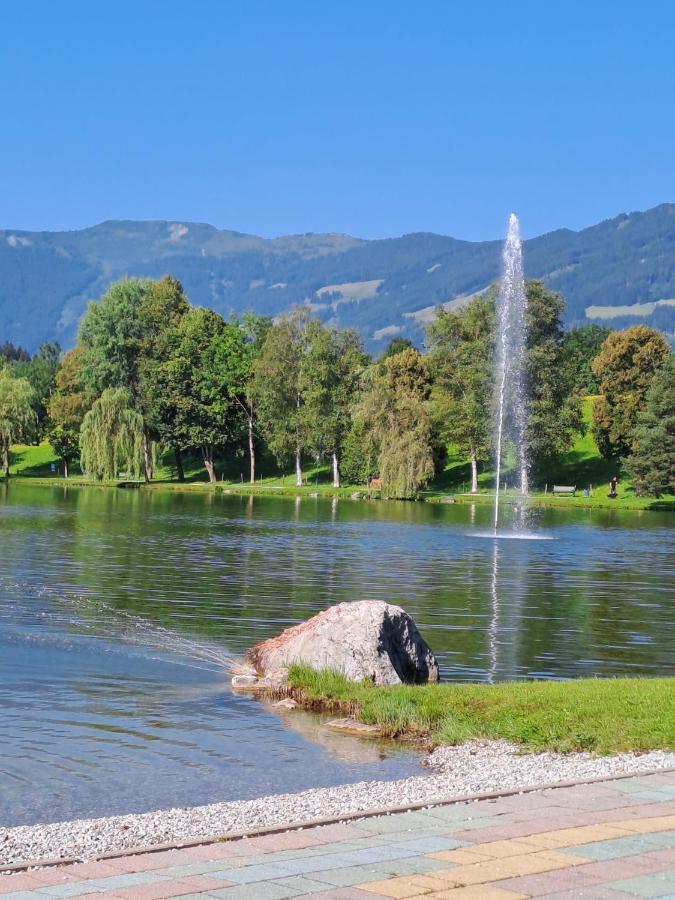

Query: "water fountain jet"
<box><xmin>493</xmin><ymin>213</ymin><xmax>529</xmax><ymax>531</ymax></box>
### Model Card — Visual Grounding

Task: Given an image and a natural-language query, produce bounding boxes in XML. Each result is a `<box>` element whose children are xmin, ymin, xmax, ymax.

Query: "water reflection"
<box><xmin>1</xmin><ymin>484</ymin><xmax>674</xmax><ymax>826</ymax></box>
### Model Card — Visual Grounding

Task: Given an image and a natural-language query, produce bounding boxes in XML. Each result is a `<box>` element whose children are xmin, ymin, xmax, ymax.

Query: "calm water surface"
<box><xmin>1</xmin><ymin>483</ymin><xmax>673</xmax><ymax>826</ymax></box>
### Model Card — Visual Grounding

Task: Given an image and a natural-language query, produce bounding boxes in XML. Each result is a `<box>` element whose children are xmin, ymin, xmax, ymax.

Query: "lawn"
<box><xmin>287</xmin><ymin>666</ymin><xmax>675</xmax><ymax>754</ymax></box>
<box><xmin>8</xmin><ymin>398</ymin><xmax>674</xmax><ymax>510</ymax></box>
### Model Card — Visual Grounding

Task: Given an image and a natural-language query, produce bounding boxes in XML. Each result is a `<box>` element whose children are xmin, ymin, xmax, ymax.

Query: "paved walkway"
<box><xmin>1</xmin><ymin>771</ymin><xmax>674</xmax><ymax>899</ymax></box>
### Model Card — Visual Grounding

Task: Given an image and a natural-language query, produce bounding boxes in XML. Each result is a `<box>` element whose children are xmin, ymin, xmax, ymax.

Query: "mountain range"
<box><xmin>2</xmin><ymin>204</ymin><xmax>675</xmax><ymax>353</ymax></box>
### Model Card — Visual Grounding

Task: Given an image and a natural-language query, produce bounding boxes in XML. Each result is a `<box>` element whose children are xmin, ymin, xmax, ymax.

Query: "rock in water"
<box><xmin>246</xmin><ymin>600</ymin><xmax>439</xmax><ymax>685</ymax></box>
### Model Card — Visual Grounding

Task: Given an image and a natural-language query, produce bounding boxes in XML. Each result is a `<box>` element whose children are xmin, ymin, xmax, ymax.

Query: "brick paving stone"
<box><xmin>185</xmin><ymin>840</ymin><xmax>260</xmax><ymax>860</ymax></box>
<box><xmin>493</xmin><ymin>865</ymin><xmax>603</xmax><ymax>894</ymax></box>
<box><xmin>110</xmin><ymin>877</ymin><xmax>223</xmax><ymax>900</ymax></box>
<box><xmin>51</xmin><ymin>862</ymin><xmax>121</xmax><ymax>882</ymax></box>
<box><xmin>309</xmin><ymin>865</ymin><xmax>395</xmax><ymax>888</ymax></box>
<box><xmin>616</xmin><ymin>815</ymin><xmax>675</xmax><ymax>834</ymax></box>
<box><xmin>354</xmin><ymin>877</ymin><xmax>429</xmax><ymax>897</ymax></box>
<box><xmin>246</xmin><ymin>831</ymin><xmax>327</xmax><ymax>852</ymax></box>
<box><xmin>104</xmin><ymin>850</ymin><xmax>196</xmax><ymax>872</ymax></box>
<box><xmin>304</xmin><ymin>890</ymin><xmax>390</xmax><ymax>900</ymax></box>
<box><xmin>535</xmin><ymin>889</ymin><xmax>638</xmax><ymax>899</ymax></box>
<box><xmin>561</xmin><ymin>831</ymin><xmax>675</xmax><ymax>861</ymax></box>
<box><xmin>272</xmin><ymin>873</ymin><xmax>346</xmax><ymax>893</ymax></box>
<box><xmin>423</xmin><ymin>888</ymin><xmax>528</xmax><ymax>899</ymax></box>
<box><xmin>204</xmin><ymin>883</ymin><xmax>298</xmax><ymax>899</ymax></box>
<box><xmin>223</xmin><ymin>861</ymin><xmax>299</xmax><ymax>883</ymax></box>
<box><xmin>0</xmin><ymin>875</ymin><xmax>46</xmax><ymax>895</ymax></box>
<box><xmin>605</xmin><ymin>868</ymin><xmax>675</xmax><ymax>897</ymax></box>
<box><xmin>309</xmin><ymin>825</ymin><xmax>367</xmax><ymax>843</ymax></box>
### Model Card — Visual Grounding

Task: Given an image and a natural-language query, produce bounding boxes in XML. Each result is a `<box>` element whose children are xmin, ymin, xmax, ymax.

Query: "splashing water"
<box><xmin>494</xmin><ymin>213</ymin><xmax>529</xmax><ymax>531</ymax></box>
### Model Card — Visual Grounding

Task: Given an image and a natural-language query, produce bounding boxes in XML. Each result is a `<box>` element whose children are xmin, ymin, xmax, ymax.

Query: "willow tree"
<box><xmin>358</xmin><ymin>348</ymin><xmax>435</xmax><ymax>498</ymax></box>
<box><xmin>78</xmin><ymin>276</ymin><xmax>190</xmax><ymax>481</ymax></box>
<box><xmin>0</xmin><ymin>368</ymin><xmax>36</xmax><ymax>477</ymax></box>
<box><xmin>79</xmin><ymin>388</ymin><xmax>145</xmax><ymax>480</ymax></box>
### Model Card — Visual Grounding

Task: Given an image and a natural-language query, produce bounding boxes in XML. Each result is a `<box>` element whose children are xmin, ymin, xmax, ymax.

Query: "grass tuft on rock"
<box><xmin>287</xmin><ymin>666</ymin><xmax>675</xmax><ymax>753</ymax></box>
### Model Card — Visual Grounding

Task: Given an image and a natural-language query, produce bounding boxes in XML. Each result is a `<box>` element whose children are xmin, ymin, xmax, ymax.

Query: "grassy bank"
<box><xmin>8</xmin><ymin>404</ymin><xmax>675</xmax><ymax>512</ymax></box>
<box><xmin>285</xmin><ymin>666</ymin><xmax>675</xmax><ymax>754</ymax></box>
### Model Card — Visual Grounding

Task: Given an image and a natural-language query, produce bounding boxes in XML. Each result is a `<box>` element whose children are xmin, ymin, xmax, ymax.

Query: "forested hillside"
<box><xmin>2</xmin><ymin>204</ymin><xmax>674</xmax><ymax>352</ymax></box>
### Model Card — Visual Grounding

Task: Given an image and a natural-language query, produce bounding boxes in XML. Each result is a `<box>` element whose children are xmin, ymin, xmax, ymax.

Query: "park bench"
<box><xmin>552</xmin><ymin>485</ymin><xmax>576</xmax><ymax>496</ymax></box>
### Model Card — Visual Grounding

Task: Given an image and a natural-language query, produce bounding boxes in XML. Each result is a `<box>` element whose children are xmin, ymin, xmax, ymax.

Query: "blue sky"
<box><xmin>2</xmin><ymin>1</ymin><xmax>674</xmax><ymax>240</ymax></box>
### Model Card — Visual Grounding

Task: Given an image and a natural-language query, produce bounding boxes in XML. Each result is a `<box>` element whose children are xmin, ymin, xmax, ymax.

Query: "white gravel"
<box><xmin>2</xmin><ymin>740</ymin><xmax>673</xmax><ymax>868</ymax></box>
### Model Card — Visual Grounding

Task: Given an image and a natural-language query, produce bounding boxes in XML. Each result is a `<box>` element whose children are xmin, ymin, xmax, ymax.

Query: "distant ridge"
<box><xmin>2</xmin><ymin>204</ymin><xmax>675</xmax><ymax>352</ymax></box>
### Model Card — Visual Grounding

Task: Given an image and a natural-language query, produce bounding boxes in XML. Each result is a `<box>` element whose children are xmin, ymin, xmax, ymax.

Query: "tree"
<box><xmin>299</xmin><ymin>322</ymin><xmax>368</xmax><ymax>487</ymax></box>
<box><xmin>47</xmin><ymin>347</ymin><xmax>96</xmax><ymax>477</ymax></box>
<box><xmin>0</xmin><ymin>368</ymin><xmax>37</xmax><ymax>477</ymax></box>
<box><xmin>524</xmin><ymin>281</ymin><xmax>584</xmax><ymax>484</ymax></box>
<box><xmin>48</xmin><ymin>426</ymin><xmax>80</xmax><ymax>479</ymax></box>
<box><xmin>234</xmin><ymin>314</ymin><xmax>272</xmax><ymax>484</ymax></box>
<box><xmin>592</xmin><ymin>325</ymin><xmax>671</xmax><ymax>459</ymax></box>
<box><xmin>136</xmin><ymin>277</ymin><xmax>191</xmax><ymax>478</ymax></box>
<box><xmin>562</xmin><ymin>324</ymin><xmax>611</xmax><ymax>394</ymax></box>
<box><xmin>11</xmin><ymin>342</ymin><xmax>61</xmax><ymax>440</ymax></box>
<box><xmin>426</xmin><ymin>295</ymin><xmax>494</xmax><ymax>492</ymax></box>
<box><xmin>340</xmin><ymin>418</ymin><xmax>379</xmax><ymax>485</ymax></box>
<box><xmin>80</xmin><ymin>388</ymin><xmax>145</xmax><ymax>480</ymax></box>
<box><xmin>251</xmin><ymin>312</ymin><xmax>309</xmax><ymax>486</ymax></box>
<box><xmin>625</xmin><ymin>355</ymin><xmax>674</xmax><ymax>496</ymax></box>
<box><xmin>1</xmin><ymin>342</ymin><xmax>30</xmax><ymax>363</ymax></box>
<box><xmin>358</xmin><ymin>348</ymin><xmax>435</xmax><ymax>498</ymax></box>
<box><xmin>155</xmin><ymin>307</ymin><xmax>248</xmax><ymax>483</ymax></box>
<box><xmin>380</xmin><ymin>336</ymin><xmax>413</xmax><ymax>360</ymax></box>
<box><xmin>79</xmin><ymin>277</ymin><xmax>190</xmax><ymax>480</ymax></box>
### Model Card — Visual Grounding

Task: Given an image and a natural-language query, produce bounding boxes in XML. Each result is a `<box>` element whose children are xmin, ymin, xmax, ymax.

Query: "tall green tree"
<box><xmin>426</xmin><ymin>295</ymin><xmax>494</xmax><ymax>493</ymax></box>
<box><xmin>11</xmin><ymin>342</ymin><xmax>61</xmax><ymax>440</ymax></box>
<box><xmin>233</xmin><ymin>314</ymin><xmax>272</xmax><ymax>484</ymax></box>
<box><xmin>155</xmin><ymin>307</ymin><xmax>248</xmax><ymax>483</ymax></box>
<box><xmin>47</xmin><ymin>347</ymin><xmax>96</xmax><ymax>477</ymax></box>
<box><xmin>299</xmin><ymin>322</ymin><xmax>368</xmax><ymax>487</ymax></box>
<box><xmin>591</xmin><ymin>325</ymin><xmax>671</xmax><ymax>459</ymax></box>
<box><xmin>0</xmin><ymin>368</ymin><xmax>36</xmax><ymax>477</ymax></box>
<box><xmin>562</xmin><ymin>324</ymin><xmax>611</xmax><ymax>394</ymax></box>
<box><xmin>625</xmin><ymin>354</ymin><xmax>674</xmax><ymax>496</ymax></box>
<box><xmin>79</xmin><ymin>277</ymin><xmax>190</xmax><ymax>480</ymax></box>
<box><xmin>358</xmin><ymin>347</ymin><xmax>435</xmax><ymax>498</ymax></box>
<box><xmin>136</xmin><ymin>277</ymin><xmax>191</xmax><ymax>478</ymax></box>
<box><xmin>524</xmin><ymin>281</ymin><xmax>584</xmax><ymax>485</ymax></box>
<box><xmin>251</xmin><ymin>312</ymin><xmax>309</xmax><ymax>486</ymax></box>
<box><xmin>80</xmin><ymin>388</ymin><xmax>145</xmax><ymax>480</ymax></box>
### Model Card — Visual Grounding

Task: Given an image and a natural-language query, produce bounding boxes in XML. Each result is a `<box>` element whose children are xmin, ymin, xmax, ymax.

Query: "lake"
<box><xmin>1</xmin><ymin>482</ymin><xmax>673</xmax><ymax>827</ymax></box>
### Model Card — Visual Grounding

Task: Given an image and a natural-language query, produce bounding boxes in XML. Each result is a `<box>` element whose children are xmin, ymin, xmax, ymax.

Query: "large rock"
<box><xmin>246</xmin><ymin>600</ymin><xmax>439</xmax><ymax>686</ymax></box>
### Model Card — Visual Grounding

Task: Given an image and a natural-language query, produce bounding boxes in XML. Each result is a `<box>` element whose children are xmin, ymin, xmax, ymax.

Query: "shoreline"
<box><xmin>6</xmin><ymin>474</ymin><xmax>673</xmax><ymax>512</ymax></box>
<box><xmin>2</xmin><ymin>741</ymin><xmax>674</xmax><ymax>870</ymax></box>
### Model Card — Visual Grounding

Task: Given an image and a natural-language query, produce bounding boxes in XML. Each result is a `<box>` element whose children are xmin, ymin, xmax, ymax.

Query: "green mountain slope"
<box><xmin>2</xmin><ymin>204</ymin><xmax>674</xmax><ymax>352</ymax></box>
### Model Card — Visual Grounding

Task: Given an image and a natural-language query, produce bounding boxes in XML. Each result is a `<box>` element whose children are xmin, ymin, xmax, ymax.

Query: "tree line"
<box><xmin>1</xmin><ymin>275</ymin><xmax>672</xmax><ymax>496</ymax></box>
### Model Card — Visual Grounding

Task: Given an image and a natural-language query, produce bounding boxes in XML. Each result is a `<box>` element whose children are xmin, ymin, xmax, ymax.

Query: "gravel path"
<box><xmin>2</xmin><ymin>741</ymin><xmax>674</xmax><ymax>868</ymax></box>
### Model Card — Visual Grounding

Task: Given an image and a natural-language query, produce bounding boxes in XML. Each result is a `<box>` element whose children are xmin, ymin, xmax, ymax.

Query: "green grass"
<box><xmin>8</xmin><ymin>442</ymin><xmax>63</xmax><ymax>476</ymax></box>
<box><xmin>9</xmin><ymin>403</ymin><xmax>675</xmax><ymax>510</ymax></box>
<box><xmin>287</xmin><ymin>666</ymin><xmax>675</xmax><ymax>754</ymax></box>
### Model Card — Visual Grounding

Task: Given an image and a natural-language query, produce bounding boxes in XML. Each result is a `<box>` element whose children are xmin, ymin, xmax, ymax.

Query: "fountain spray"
<box><xmin>493</xmin><ymin>214</ymin><xmax>529</xmax><ymax>531</ymax></box>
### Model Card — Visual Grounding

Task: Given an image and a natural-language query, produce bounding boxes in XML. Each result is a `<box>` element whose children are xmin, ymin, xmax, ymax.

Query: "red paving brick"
<box><xmin>104</xmin><ymin>849</ymin><xmax>196</xmax><ymax>872</ymax></box>
<box><xmin>0</xmin><ymin>872</ymin><xmax>45</xmax><ymax>893</ymax></box>
<box><xmin>185</xmin><ymin>839</ymin><xmax>259</xmax><ymax>859</ymax></box>
<box><xmin>55</xmin><ymin>860</ymin><xmax>122</xmax><ymax>880</ymax></box>
<box><xmin>247</xmin><ymin>829</ymin><xmax>326</xmax><ymax>851</ymax></box>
